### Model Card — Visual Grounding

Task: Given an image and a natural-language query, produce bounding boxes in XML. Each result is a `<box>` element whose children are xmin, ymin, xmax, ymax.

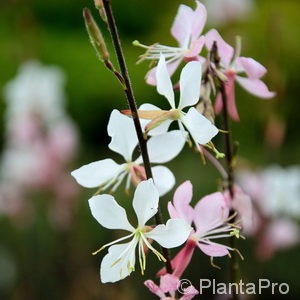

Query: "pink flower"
<box><xmin>205</xmin><ymin>29</ymin><xmax>275</xmax><ymax>121</ymax></box>
<box><xmin>135</xmin><ymin>1</ymin><xmax>207</xmax><ymax>85</ymax></box>
<box><xmin>144</xmin><ymin>274</ymin><xmax>198</xmax><ymax>300</ymax></box>
<box><xmin>159</xmin><ymin>181</ymin><xmax>241</xmax><ymax>277</ymax></box>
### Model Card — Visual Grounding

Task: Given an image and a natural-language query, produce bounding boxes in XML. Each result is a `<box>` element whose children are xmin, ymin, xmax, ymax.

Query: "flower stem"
<box><xmin>220</xmin><ymin>84</ymin><xmax>241</xmax><ymax>300</ymax></box>
<box><xmin>101</xmin><ymin>0</ymin><xmax>172</xmax><ymax>274</ymax></box>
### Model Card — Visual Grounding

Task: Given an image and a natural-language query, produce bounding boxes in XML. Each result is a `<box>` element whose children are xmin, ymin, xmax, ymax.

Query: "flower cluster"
<box><xmin>135</xmin><ymin>0</ymin><xmax>274</xmax><ymax>122</ymax></box>
<box><xmin>76</xmin><ymin>0</ymin><xmax>276</xmax><ymax>298</ymax></box>
<box><xmin>0</xmin><ymin>61</ymin><xmax>78</xmax><ymax>228</ymax></box>
<box><xmin>237</xmin><ymin>165</ymin><xmax>300</xmax><ymax>260</ymax></box>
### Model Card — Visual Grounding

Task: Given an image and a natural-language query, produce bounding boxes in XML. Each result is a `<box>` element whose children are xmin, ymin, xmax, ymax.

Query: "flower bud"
<box><xmin>83</xmin><ymin>8</ymin><xmax>109</xmax><ymax>61</ymax></box>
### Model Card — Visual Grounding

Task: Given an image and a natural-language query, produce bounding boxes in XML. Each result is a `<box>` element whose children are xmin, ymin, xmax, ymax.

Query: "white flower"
<box><xmin>4</xmin><ymin>61</ymin><xmax>66</xmax><ymax>126</ymax></box>
<box><xmin>71</xmin><ymin>110</ymin><xmax>185</xmax><ymax>196</ymax></box>
<box><xmin>136</xmin><ymin>55</ymin><xmax>218</xmax><ymax>150</ymax></box>
<box><xmin>89</xmin><ymin>179</ymin><xmax>191</xmax><ymax>283</ymax></box>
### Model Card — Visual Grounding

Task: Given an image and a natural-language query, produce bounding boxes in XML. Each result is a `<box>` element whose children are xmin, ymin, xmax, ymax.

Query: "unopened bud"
<box><xmin>94</xmin><ymin>0</ymin><xmax>103</xmax><ymax>9</ymax></box>
<box><xmin>83</xmin><ymin>8</ymin><xmax>109</xmax><ymax>61</ymax></box>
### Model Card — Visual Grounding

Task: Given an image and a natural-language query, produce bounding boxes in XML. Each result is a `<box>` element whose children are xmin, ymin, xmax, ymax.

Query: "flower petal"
<box><xmin>236</xmin><ymin>57</ymin><xmax>267</xmax><ymax>79</ymax></box>
<box><xmin>133</xmin><ymin>179</ymin><xmax>159</xmax><ymax>226</ymax></box>
<box><xmin>100</xmin><ymin>240</ymin><xmax>137</xmax><ymax>283</ymax></box>
<box><xmin>168</xmin><ymin>181</ymin><xmax>194</xmax><ymax>224</ymax></box>
<box><xmin>190</xmin><ymin>1</ymin><xmax>207</xmax><ymax>40</ymax></box>
<box><xmin>146</xmin><ymin>59</ymin><xmax>182</xmax><ymax>86</ymax></box>
<box><xmin>152</xmin><ymin>166</ymin><xmax>175</xmax><ymax>197</ymax></box>
<box><xmin>194</xmin><ymin>192</ymin><xmax>229</xmax><ymax>234</ymax></box>
<box><xmin>156</xmin><ymin>55</ymin><xmax>175</xmax><ymax>108</ymax></box>
<box><xmin>205</xmin><ymin>29</ymin><xmax>234</xmax><ymax>67</ymax></box>
<box><xmin>160</xmin><ymin>274</ymin><xmax>180</xmax><ymax>293</ymax></box>
<box><xmin>197</xmin><ymin>243</ymin><xmax>229</xmax><ymax>257</ymax></box>
<box><xmin>171</xmin><ymin>4</ymin><xmax>193</xmax><ymax>48</ymax></box>
<box><xmin>184</xmin><ymin>37</ymin><xmax>205</xmax><ymax>58</ymax></box>
<box><xmin>88</xmin><ymin>194</ymin><xmax>134</xmax><ymax>231</ymax></box>
<box><xmin>71</xmin><ymin>159</ymin><xmax>123</xmax><ymax>188</ymax></box>
<box><xmin>178</xmin><ymin>61</ymin><xmax>202</xmax><ymax>109</ymax></box>
<box><xmin>181</xmin><ymin>107</ymin><xmax>218</xmax><ymax>145</ymax></box>
<box><xmin>147</xmin><ymin>130</ymin><xmax>186</xmax><ymax>163</ymax></box>
<box><xmin>236</xmin><ymin>76</ymin><xmax>275</xmax><ymax>99</ymax></box>
<box><xmin>145</xmin><ymin>218</ymin><xmax>192</xmax><ymax>248</ymax></box>
<box><xmin>138</xmin><ymin>103</ymin><xmax>172</xmax><ymax>136</ymax></box>
<box><xmin>107</xmin><ymin>110</ymin><xmax>138</xmax><ymax>161</ymax></box>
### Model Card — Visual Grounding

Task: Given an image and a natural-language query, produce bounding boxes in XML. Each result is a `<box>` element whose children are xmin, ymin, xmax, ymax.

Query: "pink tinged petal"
<box><xmin>147</xmin><ymin>130</ymin><xmax>186</xmax><ymax>164</ymax></box>
<box><xmin>178</xmin><ymin>61</ymin><xmax>202</xmax><ymax>109</ymax></box>
<box><xmin>168</xmin><ymin>181</ymin><xmax>194</xmax><ymax>225</ymax></box>
<box><xmin>237</xmin><ymin>57</ymin><xmax>267</xmax><ymax>79</ymax></box>
<box><xmin>146</xmin><ymin>59</ymin><xmax>182</xmax><ymax>86</ymax></box>
<box><xmin>180</xmin><ymin>285</ymin><xmax>199</xmax><ymax>300</ymax></box>
<box><xmin>236</xmin><ymin>76</ymin><xmax>276</xmax><ymax>99</ymax></box>
<box><xmin>100</xmin><ymin>241</ymin><xmax>137</xmax><ymax>283</ymax></box>
<box><xmin>214</xmin><ymin>71</ymin><xmax>240</xmax><ymax>122</ymax></box>
<box><xmin>182</xmin><ymin>107</ymin><xmax>218</xmax><ymax>145</ymax></box>
<box><xmin>194</xmin><ymin>192</ymin><xmax>229</xmax><ymax>234</ymax></box>
<box><xmin>197</xmin><ymin>242</ymin><xmax>229</xmax><ymax>257</ymax></box>
<box><xmin>145</xmin><ymin>219</ymin><xmax>192</xmax><ymax>248</ymax></box>
<box><xmin>156</xmin><ymin>239</ymin><xmax>197</xmax><ymax>277</ymax></box>
<box><xmin>107</xmin><ymin>110</ymin><xmax>138</xmax><ymax>161</ymax></box>
<box><xmin>88</xmin><ymin>194</ymin><xmax>134</xmax><ymax>231</ymax></box>
<box><xmin>71</xmin><ymin>159</ymin><xmax>123</xmax><ymax>188</ymax></box>
<box><xmin>132</xmin><ymin>179</ymin><xmax>159</xmax><ymax>227</ymax></box>
<box><xmin>190</xmin><ymin>1</ymin><xmax>207</xmax><ymax>40</ymax></box>
<box><xmin>156</xmin><ymin>55</ymin><xmax>175</xmax><ymax>108</ymax></box>
<box><xmin>144</xmin><ymin>280</ymin><xmax>165</xmax><ymax>298</ymax></box>
<box><xmin>160</xmin><ymin>274</ymin><xmax>180</xmax><ymax>293</ymax></box>
<box><xmin>152</xmin><ymin>166</ymin><xmax>175</xmax><ymax>197</ymax></box>
<box><xmin>184</xmin><ymin>36</ymin><xmax>205</xmax><ymax>58</ymax></box>
<box><xmin>205</xmin><ymin>29</ymin><xmax>234</xmax><ymax>68</ymax></box>
<box><xmin>171</xmin><ymin>4</ymin><xmax>193</xmax><ymax>48</ymax></box>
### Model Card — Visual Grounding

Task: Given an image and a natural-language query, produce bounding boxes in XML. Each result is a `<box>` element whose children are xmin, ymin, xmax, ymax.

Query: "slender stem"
<box><xmin>102</xmin><ymin>0</ymin><xmax>172</xmax><ymax>274</ymax></box>
<box><xmin>220</xmin><ymin>84</ymin><xmax>240</xmax><ymax>300</ymax></box>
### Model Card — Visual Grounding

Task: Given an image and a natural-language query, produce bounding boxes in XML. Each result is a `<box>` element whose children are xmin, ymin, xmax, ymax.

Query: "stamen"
<box><xmin>92</xmin><ymin>232</ymin><xmax>135</xmax><ymax>255</ymax></box>
<box><xmin>210</xmin><ymin>257</ymin><xmax>221</xmax><ymax>270</ymax></box>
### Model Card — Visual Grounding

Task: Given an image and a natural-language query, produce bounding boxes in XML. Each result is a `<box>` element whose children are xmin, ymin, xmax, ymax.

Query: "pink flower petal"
<box><xmin>237</xmin><ymin>57</ymin><xmax>267</xmax><ymax>79</ymax></box>
<box><xmin>194</xmin><ymin>192</ymin><xmax>229</xmax><ymax>234</ymax></box>
<box><xmin>197</xmin><ymin>242</ymin><xmax>229</xmax><ymax>257</ymax></box>
<box><xmin>160</xmin><ymin>274</ymin><xmax>180</xmax><ymax>293</ymax></box>
<box><xmin>144</xmin><ymin>280</ymin><xmax>165</xmax><ymax>298</ymax></box>
<box><xmin>171</xmin><ymin>4</ymin><xmax>193</xmax><ymax>48</ymax></box>
<box><xmin>190</xmin><ymin>1</ymin><xmax>207</xmax><ymax>40</ymax></box>
<box><xmin>168</xmin><ymin>181</ymin><xmax>194</xmax><ymax>224</ymax></box>
<box><xmin>214</xmin><ymin>71</ymin><xmax>240</xmax><ymax>122</ymax></box>
<box><xmin>184</xmin><ymin>37</ymin><xmax>205</xmax><ymax>58</ymax></box>
<box><xmin>205</xmin><ymin>29</ymin><xmax>234</xmax><ymax>67</ymax></box>
<box><xmin>236</xmin><ymin>76</ymin><xmax>275</xmax><ymax>99</ymax></box>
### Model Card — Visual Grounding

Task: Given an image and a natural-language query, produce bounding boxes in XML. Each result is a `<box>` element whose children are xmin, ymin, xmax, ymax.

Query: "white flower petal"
<box><xmin>138</xmin><ymin>103</ymin><xmax>172</xmax><ymax>136</ymax></box>
<box><xmin>147</xmin><ymin>130</ymin><xmax>186</xmax><ymax>163</ymax></box>
<box><xmin>156</xmin><ymin>55</ymin><xmax>175</xmax><ymax>108</ymax></box>
<box><xmin>88</xmin><ymin>194</ymin><xmax>134</xmax><ymax>231</ymax></box>
<box><xmin>71</xmin><ymin>159</ymin><xmax>123</xmax><ymax>188</ymax></box>
<box><xmin>181</xmin><ymin>107</ymin><xmax>218</xmax><ymax>145</ymax></box>
<box><xmin>152</xmin><ymin>166</ymin><xmax>176</xmax><ymax>197</ymax></box>
<box><xmin>132</xmin><ymin>179</ymin><xmax>159</xmax><ymax>227</ymax></box>
<box><xmin>107</xmin><ymin>109</ymin><xmax>138</xmax><ymax>161</ymax></box>
<box><xmin>100</xmin><ymin>240</ymin><xmax>137</xmax><ymax>283</ymax></box>
<box><xmin>145</xmin><ymin>218</ymin><xmax>191</xmax><ymax>248</ymax></box>
<box><xmin>178</xmin><ymin>61</ymin><xmax>202</xmax><ymax>109</ymax></box>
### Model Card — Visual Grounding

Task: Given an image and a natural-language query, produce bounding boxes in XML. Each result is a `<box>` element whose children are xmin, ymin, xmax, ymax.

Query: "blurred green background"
<box><xmin>0</xmin><ymin>0</ymin><xmax>299</xmax><ymax>299</ymax></box>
